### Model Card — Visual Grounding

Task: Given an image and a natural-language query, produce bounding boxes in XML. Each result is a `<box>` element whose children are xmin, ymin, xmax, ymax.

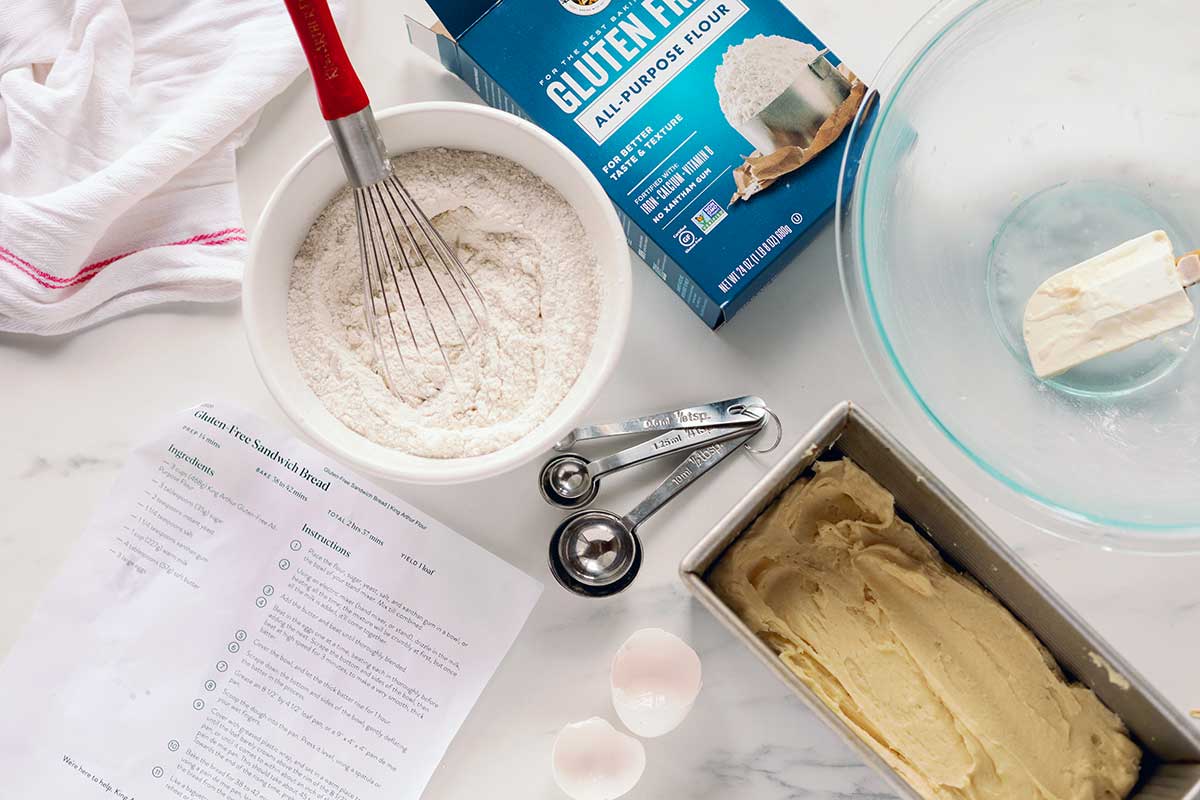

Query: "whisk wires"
<box><xmin>352</xmin><ymin>169</ymin><xmax>491</xmax><ymax>401</ymax></box>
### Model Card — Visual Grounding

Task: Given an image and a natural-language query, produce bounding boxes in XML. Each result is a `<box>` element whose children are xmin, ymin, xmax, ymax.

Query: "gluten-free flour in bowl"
<box><xmin>287</xmin><ymin>148</ymin><xmax>600</xmax><ymax>459</ymax></box>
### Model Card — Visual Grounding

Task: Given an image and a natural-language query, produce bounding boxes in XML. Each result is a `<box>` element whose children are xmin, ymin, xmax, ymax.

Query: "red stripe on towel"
<box><xmin>0</xmin><ymin>228</ymin><xmax>247</xmax><ymax>289</ymax></box>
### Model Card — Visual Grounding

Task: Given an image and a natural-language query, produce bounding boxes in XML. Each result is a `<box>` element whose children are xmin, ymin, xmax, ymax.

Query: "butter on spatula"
<box><xmin>1023</xmin><ymin>231</ymin><xmax>1200</xmax><ymax>379</ymax></box>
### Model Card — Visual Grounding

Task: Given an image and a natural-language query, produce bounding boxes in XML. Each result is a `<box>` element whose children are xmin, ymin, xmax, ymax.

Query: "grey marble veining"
<box><xmin>17</xmin><ymin>453</ymin><xmax>124</xmax><ymax>479</ymax></box>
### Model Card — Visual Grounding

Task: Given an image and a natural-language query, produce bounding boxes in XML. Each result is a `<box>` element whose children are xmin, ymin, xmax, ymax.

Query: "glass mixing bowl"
<box><xmin>837</xmin><ymin>0</ymin><xmax>1200</xmax><ymax>550</ymax></box>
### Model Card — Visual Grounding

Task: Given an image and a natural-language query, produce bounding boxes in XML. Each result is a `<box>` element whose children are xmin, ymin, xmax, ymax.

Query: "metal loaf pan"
<box><xmin>680</xmin><ymin>402</ymin><xmax>1200</xmax><ymax>800</ymax></box>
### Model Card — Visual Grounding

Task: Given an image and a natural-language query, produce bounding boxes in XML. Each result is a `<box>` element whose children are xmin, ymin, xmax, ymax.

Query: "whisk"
<box><xmin>283</xmin><ymin>0</ymin><xmax>489</xmax><ymax>399</ymax></box>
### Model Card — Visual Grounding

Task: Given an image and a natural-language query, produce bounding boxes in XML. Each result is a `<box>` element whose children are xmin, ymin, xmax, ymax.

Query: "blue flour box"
<box><xmin>407</xmin><ymin>0</ymin><xmax>868</xmax><ymax>328</ymax></box>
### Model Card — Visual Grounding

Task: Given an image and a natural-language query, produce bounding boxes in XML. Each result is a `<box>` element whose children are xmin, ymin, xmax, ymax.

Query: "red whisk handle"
<box><xmin>283</xmin><ymin>0</ymin><xmax>369</xmax><ymax>121</ymax></box>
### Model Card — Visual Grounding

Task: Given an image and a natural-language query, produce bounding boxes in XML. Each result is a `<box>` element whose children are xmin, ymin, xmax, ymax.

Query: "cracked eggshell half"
<box><xmin>552</xmin><ymin>717</ymin><xmax>646</xmax><ymax>800</ymax></box>
<box><xmin>610</xmin><ymin>627</ymin><xmax>703</xmax><ymax>738</ymax></box>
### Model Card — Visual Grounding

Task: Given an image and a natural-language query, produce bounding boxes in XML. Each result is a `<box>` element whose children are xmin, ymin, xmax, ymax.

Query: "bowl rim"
<box><xmin>834</xmin><ymin>0</ymin><xmax>1200</xmax><ymax>549</ymax></box>
<box><xmin>243</xmin><ymin>100</ymin><xmax>632</xmax><ymax>485</ymax></box>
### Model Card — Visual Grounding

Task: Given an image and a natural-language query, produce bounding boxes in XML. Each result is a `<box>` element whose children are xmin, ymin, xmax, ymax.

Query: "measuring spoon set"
<box><xmin>538</xmin><ymin>396</ymin><xmax>780</xmax><ymax>597</ymax></box>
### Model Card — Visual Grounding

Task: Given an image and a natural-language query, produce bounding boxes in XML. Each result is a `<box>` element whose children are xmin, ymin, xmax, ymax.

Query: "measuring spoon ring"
<box><xmin>548</xmin><ymin>427</ymin><xmax>758</xmax><ymax>597</ymax></box>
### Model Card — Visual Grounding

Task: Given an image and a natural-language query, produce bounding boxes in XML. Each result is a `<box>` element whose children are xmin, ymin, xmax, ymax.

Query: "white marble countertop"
<box><xmin>2</xmin><ymin>0</ymin><xmax>1197</xmax><ymax>797</ymax></box>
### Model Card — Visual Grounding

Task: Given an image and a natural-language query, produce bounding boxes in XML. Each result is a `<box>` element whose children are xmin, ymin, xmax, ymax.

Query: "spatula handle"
<box><xmin>282</xmin><ymin>0</ymin><xmax>368</xmax><ymax>121</ymax></box>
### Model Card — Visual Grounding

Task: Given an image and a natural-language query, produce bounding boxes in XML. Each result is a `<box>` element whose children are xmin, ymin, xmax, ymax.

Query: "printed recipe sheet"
<box><xmin>0</xmin><ymin>402</ymin><xmax>541</xmax><ymax>799</ymax></box>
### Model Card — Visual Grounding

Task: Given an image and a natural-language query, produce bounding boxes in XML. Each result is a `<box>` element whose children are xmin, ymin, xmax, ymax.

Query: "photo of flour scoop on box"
<box><xmin>714</xmin><ymin>34</ymin><xmax>868</xmax><ymax>202</ymax></box>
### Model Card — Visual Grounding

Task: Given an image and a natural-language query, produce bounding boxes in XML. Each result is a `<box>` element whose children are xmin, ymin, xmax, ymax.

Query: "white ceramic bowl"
<box><xmin>244</xmin><ymin>102</ymin><xmax>632</xmax><ymax>484</ymax></box>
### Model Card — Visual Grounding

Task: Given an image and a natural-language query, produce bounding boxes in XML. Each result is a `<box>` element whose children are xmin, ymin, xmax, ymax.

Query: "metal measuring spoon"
<box><xmin>548</xmin><ymin>424</ymin><xmax>761</xmax><ymax>597</ymax></box>
<box><xmin>539</xmin><ymin>415</ymin><xmax>764</xmax><ymax>509</ymax></box>
<box><xmin>554</xmin><ymin>396</ymin><xmax>766</xmax><ymax>450</ymax></box>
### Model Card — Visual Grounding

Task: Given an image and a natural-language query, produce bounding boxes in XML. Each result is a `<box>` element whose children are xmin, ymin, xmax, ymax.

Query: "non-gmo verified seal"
<box><xmin>559</xmin><ymin>0</ymin><xmax>610</xmax><ymax>15</ymax></box>
<box><xmin>691</xmin><ymin>199</ymin><xmax>727</xmax><ymax>234</ymax></box>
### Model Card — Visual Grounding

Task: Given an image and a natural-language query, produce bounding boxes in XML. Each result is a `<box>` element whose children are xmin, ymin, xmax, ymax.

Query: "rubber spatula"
<box><xmin>1022</xmin><ymin>230</ymin><xmax>1200</xmax><ymax>379</ymax></box>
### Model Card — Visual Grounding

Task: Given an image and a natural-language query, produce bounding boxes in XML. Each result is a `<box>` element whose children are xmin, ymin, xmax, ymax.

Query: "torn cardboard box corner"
<box><xmin>731</xmin><ymin>78</ymin><xmax>869</xmax><ymax>204</ymax></box>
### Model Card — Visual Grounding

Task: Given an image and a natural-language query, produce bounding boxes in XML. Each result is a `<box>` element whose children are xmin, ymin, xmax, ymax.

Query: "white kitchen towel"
<box><xmin>0</xmin><ymin>0</ymin><xmax>339</xmax><ymax>335</ymax></box>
